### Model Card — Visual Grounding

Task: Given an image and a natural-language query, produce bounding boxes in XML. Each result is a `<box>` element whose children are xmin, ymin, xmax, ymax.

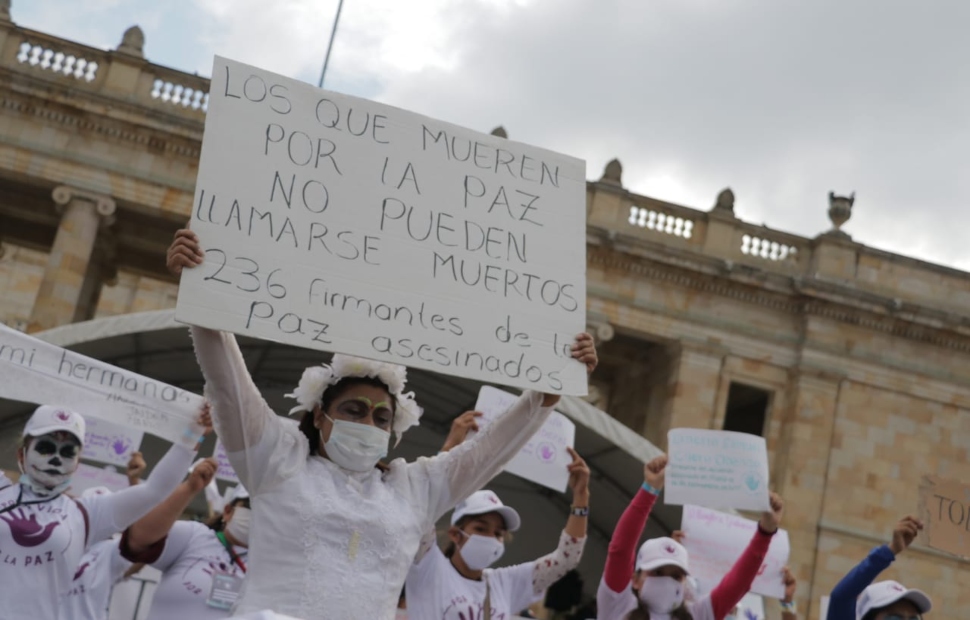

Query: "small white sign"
<box><xmin>82</xmin><ymin>417</ymin><xmax>144</xmax><ymax>467</ymax></box>
<box><xmin>70</xmin><ymin>463</ymin><xmax>130</xmax><ymax>495</ymax></box>
<box><xmin>175</xmin><ymin>56</ymin><xmax>588</xmax><ymax>395</ymax></box>
<box><xmin>819</xmin><ymin>596</ymin><xmax>829</xmax><ymax>620</ymax></box>
<box><xmin>681</xmin><ymin>504</ymin><xmax>791</xmax><ymax>599</ymax></box>
<box><xmin>213</xmin><ymin>440</ymin><xmax>239</xmax><ymax>483</ymax></box>
<box><xmin>473</xmin><ymin>385</ymin><xmax>575</xmax><ymax>492</ymax></box>
<box><xmin>0</xmin><ymin>323</ymin><xmax>205</xmax><ymax>448</ymax></box>
<box><xmin>665</xmin><ymin>429</ymin><xmax>771</xmax><ymax>511</ymax></box>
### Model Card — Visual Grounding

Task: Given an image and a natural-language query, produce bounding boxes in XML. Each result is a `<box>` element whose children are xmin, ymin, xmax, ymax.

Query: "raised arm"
<box><xmin>78</xmin><ymin>441</ymin><xmax>196</xmax><ymax>546</ymax></box>
<box><xmin>826</xmin><ymin>516</ymin><xmax>920</xmax><ymax>620</ymax></box>
<box><xmin>530</xmin><ymin>448</ymin><xmax>589</xmax><ymax>595</ymax></box>
<box><xmin>780</xmin><ymin>567</ymin><xmax>798</xmax><ymax>620</ymax></box>
<box><xmin>123</xmin><ymin>458</ymin><xmax>217</xmax><ymax>555</ymax></box>
<box><xmin>709</xmin><ymin>493</ymin><xmax>783</xmax><ymax>619</ymax></box>
<box><xmin>603</xmin><ymin>455</ymin><xmax>665</xmax><ymax>593</ymax></box>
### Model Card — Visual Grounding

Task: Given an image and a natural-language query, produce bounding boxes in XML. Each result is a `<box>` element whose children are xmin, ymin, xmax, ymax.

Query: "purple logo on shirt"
<box><xmin>0</xmin><ymin>509</ymin><xmax>61</xmax><ymax>547</ymax></box>
<box><xmin>74</xmin><ymin>559</ymin><xmax>92</xmax><ymax>581</ymax></box>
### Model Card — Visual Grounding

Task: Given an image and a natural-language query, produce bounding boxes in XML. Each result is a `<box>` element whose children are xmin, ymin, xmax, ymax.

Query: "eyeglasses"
<box><xmin>33</xmin><ymin>439</ymin><xmax>79</xmax><ymax>460</ymax></box>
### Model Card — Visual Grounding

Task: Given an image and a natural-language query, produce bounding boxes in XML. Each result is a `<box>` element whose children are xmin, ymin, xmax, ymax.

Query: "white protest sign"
<box><xmin>473</xmin><ymin>385</ymin><xmax>575</xmax><ymax>492</ymax></box>
<box><xmin>175</xmin><ymin>56</ymin><xmax>588</xmax><ymax>395</ymax></box>
<box><xmin>665</xmin><ymin>429</ymin><xmax>771</xmax><ymax>511</ymax></box>
<box><xmin>69</xmin><ymin>463</ymin><xmax>130</xmax><ymax>495</ymax></box>
<box><xmin>681</xmin><ymin>504</ymin><xmax>791</xmax><ymax>599</ymax></box>
<box><xmin>82</xmin><ymin>416</ymin><xmax>144</xmax><ymax>467</ymax></box>
<box><xmin>819</xmin><ymin>596</ymin><xmax>829</xmax><ymax>620</ymax></box>
<box><xmin>0</xmin><ymin>323</ymin><xmax>205</xmax><ymax>448</ymax></box>
<box><xmin>213</xmin><ymin>440</ymin><xmax>239</xmax><ymax>483</ymax></box>
<box><xmin>735</xmin><ymin>593</ymin><xmax>765</xmax><ymax>620</ymax></box>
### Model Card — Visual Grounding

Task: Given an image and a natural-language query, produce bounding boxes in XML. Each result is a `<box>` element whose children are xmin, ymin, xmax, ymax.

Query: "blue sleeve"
<box><xmin>827</xmin><ymin>545</ymin><xmax>895</xmax><ymax>620</ymax></box>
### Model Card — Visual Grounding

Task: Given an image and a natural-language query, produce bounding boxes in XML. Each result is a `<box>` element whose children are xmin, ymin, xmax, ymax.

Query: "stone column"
<box><xmin>29</xmin><ymin>186</ymin><xmax>116</xmax><ymax>331</ymax></box>
<box><xmin>664</xmin><ymin>340</ymin><xmax>729</xmax><ymax>435</ymax></box>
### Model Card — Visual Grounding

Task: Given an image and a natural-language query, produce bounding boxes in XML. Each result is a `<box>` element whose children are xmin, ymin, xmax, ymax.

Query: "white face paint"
<box><xmin>23</xmin><ymin>432</ymin><xmax>80</xmax><ymax>490</ymax></box>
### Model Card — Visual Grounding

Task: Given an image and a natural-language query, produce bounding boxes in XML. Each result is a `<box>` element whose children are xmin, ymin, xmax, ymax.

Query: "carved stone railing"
<box><xmin>0</xmin><ymin>21</ymin><xmax>210</xmax><ymax>125</ymax></box>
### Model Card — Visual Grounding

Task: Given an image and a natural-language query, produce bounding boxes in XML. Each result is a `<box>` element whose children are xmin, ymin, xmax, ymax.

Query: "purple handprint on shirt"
<box><xmin>0</xmin><ymin>509</ymin><xmax>61</xmax><ymax>547</ymax></box>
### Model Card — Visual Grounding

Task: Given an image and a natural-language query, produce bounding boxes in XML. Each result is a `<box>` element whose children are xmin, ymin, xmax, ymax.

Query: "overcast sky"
<box><xmin>18</xmin><ymin>0</ymin><xmax>970</xmax><ymax>270</ymax></box>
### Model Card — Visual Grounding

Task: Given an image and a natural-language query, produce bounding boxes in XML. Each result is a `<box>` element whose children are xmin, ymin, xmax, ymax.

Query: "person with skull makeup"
<box><xmin>0</xmin><ymin>405</ymin><xmax>204</xmax><ymax>619</ymax></box>
<box><xmin>166</xmin><ymin>227</ymin><xmax>599</xmax><ymax>620</ymax></box>
<box><xmin>596</xmin><ymin>454</ymin><xmax>785</xmax><ymax>620</ymax></box>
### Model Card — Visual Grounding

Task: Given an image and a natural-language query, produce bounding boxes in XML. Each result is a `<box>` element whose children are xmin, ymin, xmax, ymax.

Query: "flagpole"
<box><xmin>318</xmin><ymin>0</ymin><xmax>346</xmax><ymax>88</ymax></box>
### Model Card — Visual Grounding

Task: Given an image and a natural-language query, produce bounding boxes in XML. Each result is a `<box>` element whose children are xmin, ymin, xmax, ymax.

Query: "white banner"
<box><xmin>82</xmin><ymin>416</ymin><xmax>144</xmax><ymax>467</ymax></box>
<box><xmin>175</xmin><ymin>56</ymin><xmax>588</xmax><ymax>395</ymax></box>
<box><xmin>665</xmin><ymin>428</ymin><xmax>771</xmax><ymax>511</ymax></box>
<box><xmin>681</xmin><ymin>504</ymin><xmax>791</xmax><ymax>599</ymax></box>
<box><xmin>0</xmin><ymin>323</ymin><xmax>205</xmax><ymax>447</ymax></box>
<box><xmin>472</xmin><ymin>385</ymin><xmax>575</xmax><ymax>492</ymax></box>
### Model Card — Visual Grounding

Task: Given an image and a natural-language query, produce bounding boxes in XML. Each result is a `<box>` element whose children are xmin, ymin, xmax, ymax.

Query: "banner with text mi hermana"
<box><xmin>175</xmin><ymin>56</ymin><xmax>588</xmax><ymax>394</ymax></box>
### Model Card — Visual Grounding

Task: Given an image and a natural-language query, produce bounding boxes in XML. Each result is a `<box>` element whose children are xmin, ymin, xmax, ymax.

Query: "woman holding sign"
<box><xmin>826</xmin><ymin>515</ymin><xmax>932</xmax><ymax>620</ymax></box>
<box><xmin>0</xmin><ymin>404</ymin><xmax>203</xmax><ymax>619</ymax></box>
<box><xmin>596</xmin><ymin>454</ymin><xmax>784</xmax><ymax>620</ymax></box>
<box><xmin>404</xmin><ymin>435</ymin><xmax>590</xmax><ymax>620</ymax></box>
<box><xmin>166</xmin><ymin>229</ymin><xmax>598</xmax><ymax>620</ymax></box>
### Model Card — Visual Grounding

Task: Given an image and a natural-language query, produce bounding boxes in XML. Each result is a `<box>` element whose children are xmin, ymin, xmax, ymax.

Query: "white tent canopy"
<box><xmin>0</xmin><ymin>310</ymin><xmax>681</xmax><ymax>602</ymax></box>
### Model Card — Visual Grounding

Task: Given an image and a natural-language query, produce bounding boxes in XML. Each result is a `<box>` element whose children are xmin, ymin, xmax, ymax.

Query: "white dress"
<box><xmin>191</xmin><ymin>327</ymin><xmax>557</xmax><ymax>620</ymax></box>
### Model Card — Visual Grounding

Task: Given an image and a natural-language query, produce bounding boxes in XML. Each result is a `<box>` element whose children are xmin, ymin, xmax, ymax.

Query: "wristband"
<box><xmin>641</xmin><ymin>482</ymin><xmax>661</xmax><ymax>496</ymax></box>
<box><xmin>570</xmin><ymin>506</ymin><xmax>589</xmax><ymax>517</ymax></box>
<box><xmin>780</xmin><ymin>601</ymin><xmax>796</xmax><ymax>613</ymax></box>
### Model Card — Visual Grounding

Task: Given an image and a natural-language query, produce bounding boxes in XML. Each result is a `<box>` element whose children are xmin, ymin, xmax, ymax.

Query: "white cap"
<box><xmin>451</xmin><ymin>490</ymin><xmax>521</xmax><ymax>532</ymax></box>
<box><xmin>636</xmin><ymin>537</ymin><xmax>690</xmax><ymax>573</ymax></box>
<box><xmin>81</xmin><ymin>486</ymin><xmax>112</xmax><ymax>499</ymax></box>
<box><xmin>856</xmin><ymin>581</ymin><xmax>931</xmax><ymax>620</ymax></box>
<box><xmin>23</xmin><ymin>406</ymin><xmax>85</xmax><ymax>444</ymax></box>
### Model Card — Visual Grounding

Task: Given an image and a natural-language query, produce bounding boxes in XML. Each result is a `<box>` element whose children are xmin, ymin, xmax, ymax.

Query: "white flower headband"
<box><xmin>285</xmin><ymin>354</ymin><xmax>423</xmax><ymax>445</ymax></box>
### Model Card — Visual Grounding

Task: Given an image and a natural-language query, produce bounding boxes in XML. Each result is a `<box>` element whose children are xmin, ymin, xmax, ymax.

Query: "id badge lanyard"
<box><xmin>215</xmin><ymin>531</ymin><xmax>247</xmax><ymax>573</ymax></box>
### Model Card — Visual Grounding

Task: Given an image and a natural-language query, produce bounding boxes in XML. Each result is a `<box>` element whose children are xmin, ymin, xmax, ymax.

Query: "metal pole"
<box><xmin>318</xmin><ymin>0</ymin><xmax>346</xmax><ymax>89</ymax></box>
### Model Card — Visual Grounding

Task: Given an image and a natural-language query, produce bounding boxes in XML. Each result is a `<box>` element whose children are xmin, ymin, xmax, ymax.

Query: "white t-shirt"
<box><xmin>141</xmin><ymin>520</ymin><xmax>247</xmax><ymax>620</ymax></box>
<box><xmin>596</xmin><ymin>578</ymin><xmax>716</xmax><ymax>620</ymax></box>
<box><xmin>405</xmin><ymin>544</ymin><xmax>536</xmax><ymax>620</ymax></box>
<box><xmin>59</xmin><ymin>537</ymin><xmax>133</xmax><ymax>620</ymax></box>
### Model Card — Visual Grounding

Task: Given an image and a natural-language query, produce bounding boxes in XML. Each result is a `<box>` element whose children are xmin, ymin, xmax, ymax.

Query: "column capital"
<box><xmin>52</xmin><ymin>186</ymin><xmax>117</xmax><ymax>226</ymax></box>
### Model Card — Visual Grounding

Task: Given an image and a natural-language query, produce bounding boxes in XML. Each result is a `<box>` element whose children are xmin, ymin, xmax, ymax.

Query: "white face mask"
<box><xmin>638</xmin><ymin>576</ymin><xmax>686</xmax><ymax>614</ymax></box>
<box><xmin>20</xmin><ymin>433</ymin><xmax>80</xmax><ymax>497</ymax></box>
<box><xmin>225</xmin><ymin>506</ymin><xmax>251</xmax><ymax>547</ymax></box>
<box><xmin>458</xmin><ymin>531</ymin><xmax>505</xmax><ymax>571</ymax></box>
<box><xmin>322</xmin><ymin>416</ymin><xmax>389</xmax><ymax>472</ymax></box>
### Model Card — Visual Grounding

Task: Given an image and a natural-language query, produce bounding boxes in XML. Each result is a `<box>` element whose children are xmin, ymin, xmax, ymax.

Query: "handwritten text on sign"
<box><xmin>82</xmin><ymin>417</ymin><xmax>144</xmax><ymax>467</ymax></box>
<box><xmin>665</xmin><ymin>429</ymin><xmax>771</xmax><ymax>511</ymax></box>
<box><xmin>918</xmin><ymin>475</ymin><xmax>970</xmax><ymax>558</ymax></box>
<box><xmin>472</xmin><ymin>386</ymin><xmax>575</xmax><ymax>492</ymax></box>
<box><xmin>213</xmin><ymin>440</ymin><xmax>239</xmax><ymax>483</ymax></box>
<box><xmin>174</xmin><ymin>56</ymin><xmax>588</xmax><ymax>394</ymax></box>
<box><xmin>0</xmin><ymin>323</ymin><xmax>205</xmax><ymax>448</ymax></box>
<box><xmin>681</xmin><ymin>505</ymin><xmax>790</xmax><ymax>599</ymax></box>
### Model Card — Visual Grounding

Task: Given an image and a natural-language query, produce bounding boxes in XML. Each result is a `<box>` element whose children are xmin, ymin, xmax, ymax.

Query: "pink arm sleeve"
<box><xmin>709</xmin><ymin>527</ymin><xmax>775</xmax><ymax>619</ymax></box>
<box><xmin>603</xmin><ymin>488</ymin><xmax>657</xmax><ymax>593</ymax></box>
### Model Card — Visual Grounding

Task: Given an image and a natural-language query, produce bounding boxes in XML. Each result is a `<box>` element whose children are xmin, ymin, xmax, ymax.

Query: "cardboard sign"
<box><xmin>681</xmin><ymin>505</ymin><xmax>791</xmax><ymax>599</ymax></box>
<box><xmin>0</xmin><ymin>323</ymin><xmax>205</xmax><ymax>447</ymax></box>
<box><xmin>175</xmin><ymin>56</ymin><xmax>588</xmax><ymax>395</ymax></box>
<box><xmin>213</xmin><ymin>440</ymin><xmax>239</xmax><ymax>483</ymax></box>
<box><xmin>69</xmin><ymin>463</ymin><xmax>130</xmax><ymax>495</ymax></box>
<box><xmin>918</xmin><ymin>475</ymin><xmax>970</xmax><ymax>558</ymax></box>
<box><xmin>472</xmin><ymin>386</ymin><xmax>576</xmax><ymax>492</ymax></box>
<box><xmin>82</xmin><ymin>417</ymin><xmax>144</xmax><ymax>467</ymax></box>
<box><xmin>665</xmin><ymin>429</ymin><xmax>771</xmax><ymax>511</ymax></box>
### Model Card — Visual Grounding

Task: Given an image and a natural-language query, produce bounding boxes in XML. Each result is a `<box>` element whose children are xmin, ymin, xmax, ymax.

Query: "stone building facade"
<box><xmin>0</xmin><ymin>8</ymin><xmax>967</xmax><ymax>618</ymax></box>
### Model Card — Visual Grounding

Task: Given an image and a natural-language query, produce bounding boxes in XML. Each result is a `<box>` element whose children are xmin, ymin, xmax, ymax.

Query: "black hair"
<box><xmin>627</xmin><ymin>603</ymin><xmax>693</xmax><ymax>620</ymax></box>
<box><xmin>298</xmin><ymin>375</ymin><xmax>396</xmax><ymax>455</ymax></box>
<box><xmin>206</xmin><ymin>497</ymin><xmax>252</xmax><ymax>532</ymax></box>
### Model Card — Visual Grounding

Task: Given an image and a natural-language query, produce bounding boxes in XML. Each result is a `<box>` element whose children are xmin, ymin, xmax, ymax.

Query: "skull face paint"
<box><xmin>22</xmin><ymin>432</ymin><xmax>80</xmax><ymax>491</ymax></box>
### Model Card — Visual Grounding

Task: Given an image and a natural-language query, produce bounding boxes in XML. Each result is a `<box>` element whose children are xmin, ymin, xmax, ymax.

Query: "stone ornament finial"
<box><xmin>0</xmin><ymin>0</ymin><xmax>10</xmax><ymax>22</ymax></box>
<box><xmin>52</xmin><ymin>186</ymin><xmax>117</xmax><ymax>227</ymax></box>
<box><xmin>600</xmin><ymin>158</ymin><xmax>623</xmax><ymax>187</ymax></box>
<box><xmin>490</xmin><ymin>126</ymin><xmax>508</xmax><ymax>139</ymax></box>
<box><xmin>586</xmin><ymin>320</ymin><xmax>615</xmax><ymax>345</ymax></box>
<box><xmin>712</xmin><ymin>188</ymin><xmax>735</xmax><ymax>214</ymax></box>
<box><xmin>117</xmin><ymin>25</ymin><xmax>145</xmax><ymax>57</ymax></box>
<box><xmin>827</xmin><ymin>191</ymin><xmax>855</xmax><ymax>238</ymax></box>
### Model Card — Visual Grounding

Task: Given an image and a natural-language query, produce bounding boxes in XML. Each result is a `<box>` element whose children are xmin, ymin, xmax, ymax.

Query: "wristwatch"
<box><xmin>570</xmin><ymin>506</ymin><xmax>589</xmax><ymax>517</ymax></box>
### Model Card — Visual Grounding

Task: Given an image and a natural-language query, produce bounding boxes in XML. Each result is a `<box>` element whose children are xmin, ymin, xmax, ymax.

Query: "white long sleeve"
<box><xmin>78</xmin><ymin>443</ymin><xmax>194</xmax><ymax>546</ymax></box>
<box><xmin>530</xmin><ymin>531</ymin><xmax>586</xmax><ymax>595</ymax></box>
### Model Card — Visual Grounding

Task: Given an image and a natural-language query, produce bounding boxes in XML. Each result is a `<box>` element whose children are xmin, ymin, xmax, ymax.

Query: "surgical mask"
<box><xmin>638</xmin><ymin>576</ymin><xmax>685</xmax><ymax>614</ymax></box>
<box><xmin>458</xmin><ymin>532</ymin><xmax>505</xmax><ymax>570</ymax></box>
<box><xmin>225</xmin><ymin>506</ymin><xmax>251</xmax><ymax>547</ymax></box>
<box><xmin>322</xmin><ymin>416</ymin><xmax>389</xmax><ymax>472</ymax></box>
<box><xmin>19</xmin><ymin>434</ymin><xmax>80</xmax><ymax>497</ymax></box>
